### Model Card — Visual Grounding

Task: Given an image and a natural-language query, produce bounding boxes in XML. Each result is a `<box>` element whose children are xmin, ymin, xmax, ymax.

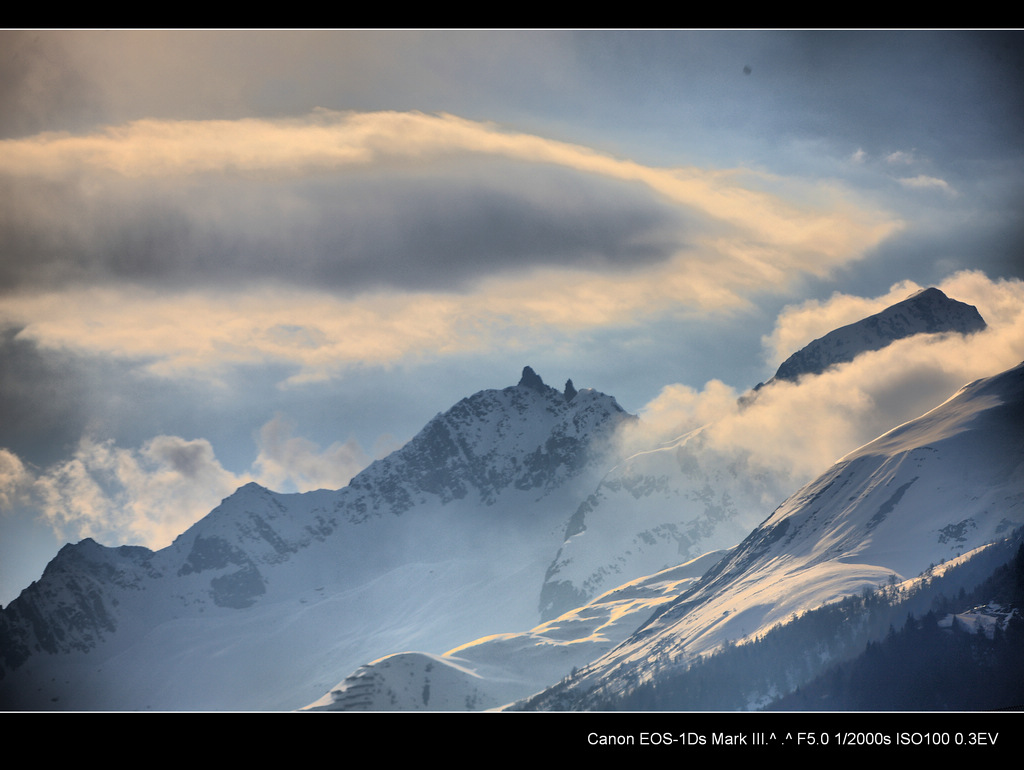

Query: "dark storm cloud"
<box><xmin>0</xmin><ymin>160</ymin><xmax>691</xmax><ymax>294</ymax></box>
<box><xmin>0</xmin><ymin>327</ymin><xmax>92</xmax><ymax>466</ymax></box>
<box><xmin>0</xmin><ymin>323</ymin><xmax>293</xmax><ymax>473</ymax></box>
<box><xmin>292</xmin><ymin>166</ymin><xmax>690</xmax><ymax>292</ymax></box>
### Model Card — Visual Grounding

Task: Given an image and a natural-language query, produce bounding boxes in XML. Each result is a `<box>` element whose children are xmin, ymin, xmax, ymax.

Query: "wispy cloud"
<box><xmin>32</xmin><ymin>435</ymin><xmax>244</xmax><ymax>548</ymax></box>
<box><xmin>898</xmin><ymin>174</ymin><xmax>957</xmax><ymax>195</ymax></box>
<box><xmin>0</xmin><ymin>448</ymin><xmax>32</xmax><ymax>509</ymax></box>
<box><xmin>0</xmin><ymin>111</ymin><xmax>900</xmax><ymax>383</ymax></box>
<box><xmin>886</xmin><ymin>150</ymin><xmax>916</xmax><ymax>165</ymax></box>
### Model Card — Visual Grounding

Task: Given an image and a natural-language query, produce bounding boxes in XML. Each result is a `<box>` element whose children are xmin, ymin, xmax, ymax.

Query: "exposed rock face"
<box><xmin>517</xmin><ymin>365</ymin><xmax>547</xmax><ymax>392</ymax></box>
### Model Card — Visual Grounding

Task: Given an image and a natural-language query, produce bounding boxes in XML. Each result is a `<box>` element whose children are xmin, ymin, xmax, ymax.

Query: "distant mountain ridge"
<box><xmin>300</xmin><ymin>288</ymin><xmax>1008</xmax><ymax>711</ymax></box>
<box><xmin>308</xmin><ymin>359</ymin><xmax>1024</xmax><ymax>712</ymax></box>
<box><xmin>761</xmin><ymin>287</ymin><xmax>985</xmax><ymax>387</ymax></box>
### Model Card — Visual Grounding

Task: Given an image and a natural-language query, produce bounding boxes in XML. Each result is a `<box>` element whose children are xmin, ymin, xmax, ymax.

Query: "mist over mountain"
<box><xmin>307</xmin><ymin>289</ymin><xmax>1015</xmax><ymax>711</ymax></box>
<box><xmin>311</xmin><ymin>355</ymin><xmax>1023</xmax><ymax>712</ymax></box>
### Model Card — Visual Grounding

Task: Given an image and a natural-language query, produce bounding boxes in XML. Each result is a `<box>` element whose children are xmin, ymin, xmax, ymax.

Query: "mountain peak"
<box><xmin>766</xmin><ymin>287</ymin><xmax>986</xmax><ymax>385</ymax></box>
<box><xmin>517</xmin><ymin>366</ymin><xmax>547</xmax><ymax>392</ymax></box>
<box><xmin>564</xmin><ymin>378</ymin><xmax>577</xmax><ymax>403</ymax></box>
<box><xmin>908</xmin><ymin>286</ymin><xmax>945</xmax><ymax>300</ymax></box>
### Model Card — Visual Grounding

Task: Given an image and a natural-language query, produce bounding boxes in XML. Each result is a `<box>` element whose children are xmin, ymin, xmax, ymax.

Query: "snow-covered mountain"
<box><xmin>518</xmin><ymin>360</ymin><xmax>1024</xmax><ymax>710</ymax></box>
<box><xmin>0</xmin><ymin>367</ymin><xmax>630</xmax><ymax>710</ymax></box>
<box><xmin>761</xmin><ymin>287</ymin><xmax>986</xmax><ymax>387</ymax></box>
<box><xmin>538</xmin><ymin>287</ymin><xmax>987</xmax><ymax>621</ymax></box>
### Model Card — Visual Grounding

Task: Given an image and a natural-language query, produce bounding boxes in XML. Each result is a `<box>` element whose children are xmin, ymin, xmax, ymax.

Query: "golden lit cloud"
<box><xmin>0</xmin><ymin>250</ymin><xmax>901</xmax><ymax>386</ymax></box>
<box><xmin>633</xmin><ymin>272</ymin><xmax>1024</xmax><ymax>485</ymax></box>
<box><xmin>0</xmin><ymin>110</ymin><xmax>898</xmax><ymax>277</ymax></box>
<box><xmin>0</xmin><ymin>112</ymin><xmax>903</xmax><ymax>384</ymax></box>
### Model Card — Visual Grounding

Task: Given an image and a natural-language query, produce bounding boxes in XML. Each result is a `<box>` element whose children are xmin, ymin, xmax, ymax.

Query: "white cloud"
<box><xmin>898</xmin><ymin>174</ymin><xmax>956</xmax><ymax>195</ymax></box>
<box><xmin>32</xmin><ymin>435</ymin><xmax>243</xmax><ymax>548</ymax></box>
<box><xmin>18</xmin><ymin>416</ymin><xmax>381</xmax><ymax>550</ymax></box>
<box><xmin>886</xmin><ymin>150</ymin><xmax>916</xmax><ymax>165</ymax></box>
<box><xmin>252</xmin><ymin>416</ymin><xmax>372</xmax><ymax>493</ymax></box>
<box><xmin>0</xmin><ymin>449</ymin><xmax>32</xmax><ymax>510</ymax></box>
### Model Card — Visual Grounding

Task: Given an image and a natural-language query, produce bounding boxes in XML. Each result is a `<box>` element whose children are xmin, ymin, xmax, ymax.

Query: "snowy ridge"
<box><xmin>345</xmin><ymin>367</ymin><xmax>629</xmax><ymax>515</ymax></box>
<box><xmin>539</xmin><ymin>429</ymin><xmax>781</xmax><ymax>620</ymax></box>
<box><xmin>520</xmin><ymin>361</ymin><xmax>1024</xmax><ymax>709</ymax></box>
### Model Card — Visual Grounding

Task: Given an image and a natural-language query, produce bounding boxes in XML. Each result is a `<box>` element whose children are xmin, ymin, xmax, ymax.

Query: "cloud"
<box><xmin>0</xmin><ymin>246</ymin><xmax>904</xmax><ymax>387</ymax></box>
<box><xmin>886</xmin><ymin>150</ymin><xmax>916</xmax><ymax>165</ymax></box>
<box><xmin>629</xmin><ymin>271</ymin><xmax>1024</xmax><ymax>487</ymax></box>
<box><xmin>0</xmin><ymin>110</ymin><xmax>900</xmax><ymax>384</ymax></box>
<box><xmin>31</xmin><ymin>435</ymin><xmax>242</xmax><ymax>548</ymax></box>
<box><xmin>0</xmin><ymin>448</ymin><xmax>32</xmax><ymax>509</ymax></box>
<box><xmin>0</xmin><ymin>110</ymin><xmax>899</xmax><ymax>293</ymax></box>
<box><xmin>898</xmin><ymin>174</ymin><xmax>957</xmax><ymax>195</ymax></box>
<box><xmin>252</xmin><ymin>416</ymin><xmax>372</xmax><ymax>493</ymax></box>
<box><xmin>10</xmin><ymin>415</ymin><xmax>382</xmax><ymax>550</ymax></box>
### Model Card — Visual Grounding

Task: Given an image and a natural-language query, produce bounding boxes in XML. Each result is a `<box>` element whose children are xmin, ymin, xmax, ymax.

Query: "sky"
<box><xmin>1</xmin><ymin>29</ymin><xmax>1023</xmax><ymax>606</ymax></box>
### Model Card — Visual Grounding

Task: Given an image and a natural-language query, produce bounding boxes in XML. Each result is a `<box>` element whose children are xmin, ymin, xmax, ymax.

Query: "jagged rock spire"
<box><xmin>518</xmin><ymin>366</ymin><xmax>546</xmax><ymax>392</ymax></box>
<box><xmin>564</xmin><ymin>379</ymin><xmax>577</xmax><ymax>403</ymax></box>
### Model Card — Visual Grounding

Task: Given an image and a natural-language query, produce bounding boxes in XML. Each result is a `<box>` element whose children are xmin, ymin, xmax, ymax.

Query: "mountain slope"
<box><xmin>519</xmin><ymin>360</ymin><xmax>1024</xmax><ymax>710</ymax></box>
<box><xmin>539</xmin><ymin>430</ymin><xmax>781</xmax><ymax>620</ymax></box>
<box><xmin>0</xmin><ymin>367</ymin><xmax>630</xmax><ymax>710</ymax></box>
<box><xmin>539</xmin><ymin>287</ymin><xmax>988</xmax><ymax>621</ymax></box>
<box><xmin>305</xmin><ymin>549</ymin><xmax>726</xmax><ymax>711</ymax></box>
